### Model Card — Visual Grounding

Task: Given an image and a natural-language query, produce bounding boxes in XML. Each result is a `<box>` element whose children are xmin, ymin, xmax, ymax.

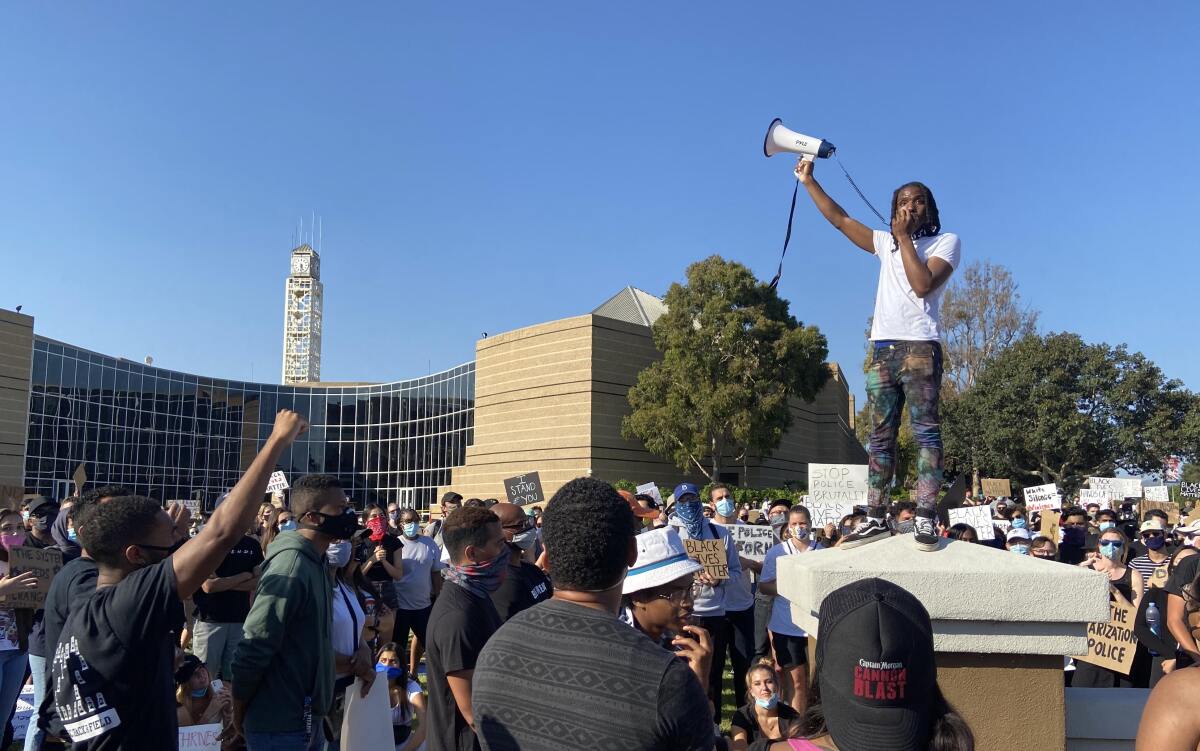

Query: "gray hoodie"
<box><xmin>666</xmin><ymin>516</ymin><xmax>741</xmax><ymax>617</ymax></box>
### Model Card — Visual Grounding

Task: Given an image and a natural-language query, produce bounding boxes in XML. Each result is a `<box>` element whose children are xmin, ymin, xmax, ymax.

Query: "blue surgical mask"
<box><xmin>326</xmin><ymin>541</ymin><xmax>352</xmax><ymax>568</ymax></box>
<box><xmin>190</xmin><ymin>686</ymin><xmax>208</xmax><ymax>699</ymax></box>
<box><xmin>279</xmin><ymin>519</ymin><xmax>298</xmax><ymax>532</ymax></box>
<box><xmin>376</xmin><ymin>664</ymin><xmax>404</xmax><ymax>680</ymax></box>
<box><xmin>1100</xmin><ymin>542</ymin><xmax>1122</xmax><ymax>560</ymax></box>
<box><xmin>715</xmin><ymin>499</ymin><xmax>736</xmax><ymax>518</ymax></box>
<box><xmin>1011</xmin><ymin>544</ymin><xmax>1030</xmax><ymax>556</ymax></box>
<box><xmin>1011</xmin><ymin>518</ymin><xmax>1027</xmax><ymax>529</ymax></box>
<box><xmin>402</xmin><ymin>522</ymin><xmax>419</xmax><ymax>538</ymax></box>
<box><xmin>1098</xmin><ymin>521</ymin><xmax>1115</xmax><ymax>532</ymax></box>
<box><xmin>67</xmin><ymin>528</ymin><xmax>78</xmax><ymax>542</ymax></box>
<box><xmin>755</xmin><ymin>693</ymin><xmax>779</xmax><ymax>709</ymax></box>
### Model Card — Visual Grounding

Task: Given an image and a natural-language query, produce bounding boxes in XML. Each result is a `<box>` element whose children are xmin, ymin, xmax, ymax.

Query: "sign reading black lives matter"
<box><xmin>504</xmin><ymin>472</ymin><xmax>545</xmax><ymax>506</ymax></box>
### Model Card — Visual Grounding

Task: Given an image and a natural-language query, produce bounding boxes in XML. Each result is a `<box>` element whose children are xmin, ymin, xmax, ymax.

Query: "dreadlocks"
<box><xmin>890</xmin><ymin>181</ymin><xmax>941</xmax><ymax>250</ymax></box>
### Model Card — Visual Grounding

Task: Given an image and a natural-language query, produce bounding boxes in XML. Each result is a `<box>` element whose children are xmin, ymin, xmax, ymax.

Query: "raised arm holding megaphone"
<box><xmin>794</xmin><ymin>154</ymin><xmax>961</xmax><ymax>553</ymax></box>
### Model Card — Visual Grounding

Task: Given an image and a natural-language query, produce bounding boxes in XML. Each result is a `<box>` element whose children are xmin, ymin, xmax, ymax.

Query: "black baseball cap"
<box><xmin>26</xmin><ymin>496</ymin><xmax>58</xmax><ymax>517</ymax></box>
<box><xmin>816</xmin><ymin>578</ymin><xmax>937</xmax><ymax>751</ymax></box>
<box><xmin>174</xmin><ymin>654</ymin><xmax>204</xmax><ymax>684</ymax></box>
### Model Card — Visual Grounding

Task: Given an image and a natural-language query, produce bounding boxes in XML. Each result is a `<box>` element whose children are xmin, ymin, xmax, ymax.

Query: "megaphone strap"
<box><xmin>768</xmin><ymin>181</ymin><xmax>800</xmax><ymax>290</ymax></box>
<box><xmin>835</xmin><ymin>155</ymin><xmax>889</xmax><ymax>227</ymax></box>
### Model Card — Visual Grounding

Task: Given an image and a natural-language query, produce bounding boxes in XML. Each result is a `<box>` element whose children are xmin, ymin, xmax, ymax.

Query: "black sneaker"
<box><xmin>913</xmin><ymin>512</ymin><xmax>940</xmax><ymax>551</ymax></box>
<box><xmin>840</xmin><ymin>517</ymin><xmax>890</xmax><ymax>549</ymax></box>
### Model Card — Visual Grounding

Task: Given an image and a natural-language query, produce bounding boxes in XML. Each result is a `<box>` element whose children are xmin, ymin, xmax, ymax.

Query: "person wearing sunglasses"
<box><xmin>1129</xmin><ymin>520</ymin><xmax>1172</xmax><ymax>584</ymax></box>
<box><xmin>490</xmin><ymin>503</ymin><xmax>552</xmax><ymax>623</ymax></box>
<box><xmin>1073</xmin><ymin>528</ymin><xmax>1144</xmax><ymax>688</ymax></box>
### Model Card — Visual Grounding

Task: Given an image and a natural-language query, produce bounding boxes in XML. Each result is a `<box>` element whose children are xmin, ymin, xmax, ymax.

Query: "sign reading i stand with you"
<box><xmin>504</xmin><ymin>472</ymin><xmax>544</xmax><ymax>506</ymax></box>
<box><xmin>808</xmin><ymin>464</ymin><xmax>868</xmax><ymax>503</ymax></box>
<box><xmin>1023</xmin><ymin>483</ymin><xmax>1061</xmax><ymax>513</ymax></box>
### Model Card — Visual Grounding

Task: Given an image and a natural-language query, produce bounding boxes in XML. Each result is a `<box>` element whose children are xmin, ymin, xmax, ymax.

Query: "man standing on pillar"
<box><xmin>797</xmin><ymin>159</ymin><xmax>960</xmax><ymax>550</ymax></box>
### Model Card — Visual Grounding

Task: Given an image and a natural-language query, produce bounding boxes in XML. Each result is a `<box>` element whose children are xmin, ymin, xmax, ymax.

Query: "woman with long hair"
<box><xmin>1074</xmin><ymin>528</ymin><xmax>1144</xmax><ymax>688</ymax></box>
<box><xmin>175</xmin><ymin>654</ymin><xmax>232</xmax><ymax>732</ymax></box>
<box><xmin>258</xmin><ymin>507</ymin><xmax>296</xmax><ymax>556</ymax></box>
<box><xmin>729</xmin><ymin>659</ymin><xmax>802</xmax><ymax>751</ymax></box>
<box><xmin>376</xmin><ymin>642</ymin><xmax>427</xmax><ymax>751</ymax></box>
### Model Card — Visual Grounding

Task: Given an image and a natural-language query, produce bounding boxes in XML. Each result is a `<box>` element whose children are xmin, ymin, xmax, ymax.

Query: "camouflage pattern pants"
<box><xmin>865</xmin><ymin>340</ymin><xmax>943</xmax><ymax>512</ymax></box>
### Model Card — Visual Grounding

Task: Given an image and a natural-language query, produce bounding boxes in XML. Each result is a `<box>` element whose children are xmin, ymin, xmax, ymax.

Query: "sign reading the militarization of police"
<box><xmin>1022</xmin><ymin>483</ymin><xmax>1061</xmax><ymax>513</ymax></box>
<box><xmin>1075</xmin><ymin>597</ymin><xmax>1138</xmax><ymax>675</ymax></box>
<box><xmin>504</xmin><ymin>472</ymin><xmax>545</xmax><ymax>506</ymax></box>
<box><xmin>683</xmin><ymin>539</ymin><xmax>729</xmax><ymax>580</ymax></box>
<box><xmin>728</xmin><ymin>525</ymin><xmax>776</xmax><ymax>562</ymax></box>
<box><xmin>808</xmin><ymin>464</ymin><xmax>868</xmax><ymax>503</ymax></box>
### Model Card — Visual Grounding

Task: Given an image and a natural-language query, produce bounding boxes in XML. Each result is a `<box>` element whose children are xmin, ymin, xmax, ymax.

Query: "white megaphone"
<box><xmin>763</xmin><ymin>118</ymin><xmax>836</xmax><ymax>163</ymax></box>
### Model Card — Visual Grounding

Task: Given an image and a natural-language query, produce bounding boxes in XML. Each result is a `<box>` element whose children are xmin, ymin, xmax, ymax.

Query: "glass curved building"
<box><xmin>23</xmin><ymin>336</ymin><xmax>474</xmax><ymax>509</ymax></box>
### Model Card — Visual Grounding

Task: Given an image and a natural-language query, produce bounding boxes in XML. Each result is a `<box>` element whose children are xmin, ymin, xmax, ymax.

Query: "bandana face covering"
<box><xmin>675</xmin><ymin>499</ymin><xmax>705</xmax><ymax>539</ymax></box>
<box><xmin>442</xmin><ymin>545</ymin><xmax>511</xmax><ymax>598</ymax></box>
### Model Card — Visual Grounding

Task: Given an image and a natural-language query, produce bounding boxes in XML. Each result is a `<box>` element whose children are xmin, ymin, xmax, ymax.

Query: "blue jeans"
<box><xmin>0</xmin><ymin>650</ymin><xmax>27</xmax><ymax>736</ymax></box>
<box><xmin>245</xmin><ymin>729</ymin><xmax>326</xmax><ymax>751</ymax></box>
<box><xmin>22</xmin><ymin>653</ymin><xmax>45</xmax><ymax>751</ymax></box>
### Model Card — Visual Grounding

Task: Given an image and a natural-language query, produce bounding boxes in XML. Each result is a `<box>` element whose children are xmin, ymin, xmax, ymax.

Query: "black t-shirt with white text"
<box><xmin>53</xmin><ymin>558</ymin><xmax>184</xmax><ymax>750</ymax></box>
<box><xmin>490</xmin><ymin>560</ymin><xmax>552</xmax><ymax>622</ymax></box>
<box><xmin>193</xmin><ymin>535</ymin><xmax>263</xmax><ymax>623</ymax></box>
<box><xmin>426</xmin><ymin>580</ymin><xmax>502</xmax><ymax>751</ymax></box>
<box><xmin>39</xmin><ymin>556</ymin><xmax>100</xmax><ymax>738</ymax></box>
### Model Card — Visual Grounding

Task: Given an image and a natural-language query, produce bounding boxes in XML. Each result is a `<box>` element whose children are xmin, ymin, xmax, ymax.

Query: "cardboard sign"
<box><xmin>177</xmin><ymin>723</ymin><xmax>222</xmax><ymax>750</ymax></box>
<box><xmin>981</xmin><ymin>478</ymin><xmax>1012</xmax><ymax>498</ymax></box>
<box><xmin>1079</xmin><ymin>489</ymin><xmax>1111</xmax><ymax>509</ymax></box>
<box><xmin>683</xmin><ymin>538</ymin><xmax>729</xmax><ymax>580</ymax></box>
<box><xmin>266</xmin><ymin>471</ymin><xmax>290</xmax><ymax>494</ymax></box>
<box><xmin>340</xmin><ymin>675</ymin><xmax>393</xmax><ymax>750</ymax></box>
<box><xmin>1088</xmin><ymin>477</ymin><xmax>1142</xmax><ymax>502</ymax></box>
<box><xmin>1181</xmin><ymin>482</ymin><xmax>1200</xmax><ymax>499</ymax></box>
<box><xmin>1143</xmin><ymin>486</ymin><xmax>1170</xmax><ymax>502</ymax></box>
<box><xmin>805</xmin><ymin>502</ymin><xmax>857</xmax><ymax>530</ymax></box>
<box><xmin>808</xmin><ymin>464</ymin><xmax>868</xmax><ymax>503</ymax></box>
<box><xmin>1147</xmin><ymin>565</ymin><xmax>1170</xmax><ymax>589</ymax></box>
<box><xmin>504</xmin><ymin>472</ymin><xmax>545</xmax><ymax>506</ymax></box>
<box><xmin>635</xmin><ymin>482</ymin><xmax>664</xmax><ymax>508</ymax></box>
<box><xmin>1140</xmin><ymin>499</ymin><xmax>1180</xmax><ymax>524</ymax></box>
<box><xmin>3</xmin><ymin>546</ymin><xmax>63</xmax><ymax>608</ymax></box>
<box><xmin>728</xmin><ymin>524</ymin><xmax>776</xmax><ymax>562</ymax></box>
<box><xmin>1075</xmin><ymin>597</ymin><xmax>1138</xmax><ymax>675</ymax></box>
<box><xmin>1039</xmin><ymin>511</ymin><xmax>1060</xmax><ymax>543</ymax></box>
<box><xmin>947</xmin><ymin>506</ymin><xmax>995</xmax><ymax>541</ymax></box>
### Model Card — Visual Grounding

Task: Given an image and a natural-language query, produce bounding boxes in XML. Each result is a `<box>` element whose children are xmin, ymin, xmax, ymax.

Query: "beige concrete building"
<box><xmin>441</xmin><ymin>288</ymin><xmax>865</xmax><ymax>501</ymax></box>
<box><xmin>0</xmin><ymin>309</ymin><xmax>34</xmax><ymax>504</ymax></box>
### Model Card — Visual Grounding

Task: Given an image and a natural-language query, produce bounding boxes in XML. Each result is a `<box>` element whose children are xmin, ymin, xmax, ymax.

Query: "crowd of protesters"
<box><xmin>1</xmin><ymin>410</ymin><xmax>1197</xmax><ymax>749</ymax></box>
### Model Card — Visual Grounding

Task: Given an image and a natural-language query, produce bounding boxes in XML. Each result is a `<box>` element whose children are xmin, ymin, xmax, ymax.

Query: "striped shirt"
<box><xmin>1129</xmin><ymin>554</ymin><xmax>1168</xmax><ymax>581</ymax></box>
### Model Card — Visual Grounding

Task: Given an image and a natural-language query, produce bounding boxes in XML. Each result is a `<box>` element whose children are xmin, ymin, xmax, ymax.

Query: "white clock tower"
<box><xmin>282</xmin><ymin>243</ymin><xmax>323</xmax><ymax>384</ymax></box>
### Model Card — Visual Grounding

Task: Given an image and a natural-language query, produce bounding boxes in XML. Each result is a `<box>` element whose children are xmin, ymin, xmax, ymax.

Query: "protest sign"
<box><xmin>728</xmin><ymin>525</ymin><xmax>775</xmax><ymax>562</ymax></box>
<box><xmin>1143</xmin><ymin>486</ymin><xmax>1170</xmax><ymax>502</ymax></box>
<box><xmin>1181</xmin><ymin>482</ymin><xmax>1200</xmax><ymax>499</ymax></box>
<box><xmin>1075</xmin><ymin>597</ymin><xmax>1138</xmax><ymax>675</ymax></box>
<box><xmin>981</xmin><ymin>478</ymin><xmax>1012</xmax><ymax>498</ymax></box>
<box><xmin>2</xmin><ymin>546</ymin><xmax>63</xmax><ymax>608</ymax></box>
<box><xmin>265</xmin><ymin>471</ymin><xmax>290</xmax><ymax>494</ymax></box>
<box><xmin>11</xmin><ymin>684</ymin><xmax>33</xmax><ymax>741</ymax></box>
<box><xmin>1079</xmin><ymin>489</ymin><xmax>1111</xmax><ymax>510</ymax></box>
<box><xmin>178</xmin><ymin>723</ymin><xmax>222</xmax><ymax>750</ymax></box>
<box><xmin>808</xmin><ymin>464</ymin><xmax>868</xmax><ymax>503</ymax></box>
<box><xmin>1088</xmin><ymin>477</ymin><xmax>1143</xmax><ymax>502</ymax></box>
<box><xmin>171</xmin><ymin>498</ymin><xmax>203</xmax><ymax>517</ymax></box>
<box><xmin>1039</xmin><ymin>511</ymin><xmax>1059</xmax><ymax>543</ymax></box>
<box><xmin>947</xmin><ymin>506</ymin><xmax>995</xmax><ymax>541</ymax></box>
<box><xmin>635</xmin><ymin>482</ymin><xmax>664</xmax><ymax>508</ymax></box>
<box><xmin>1023</xmin><ymin>483</ymin><xmax>1061</xmax><ymax>513</ymax></box>
<box><xmin>805</xmin><ymin>502</ymin><xmax>856</xmax><ymax>530</ymax></box>
<box><xmin>1140</xmin><ymin>499</ymin><xmax>1180</xmax><ymax>524</ymax></box>
<box><xmin>1147</xmin><ymin>565</ymin><xmax>1170</xmax><ymax>589</ymax></box>
<box><xmin>504</xmin><ymin>472</ymin><xmax>544</xmax><ymax>506</ymax></box>
<box><xmin>993</xmin><ymin>519</ymin><xmax>1012</xmax><ymax>535</ymax></box>
<box><xmin>683</xmin><ymin>539</ymin><xmax>729</xmax><ymax>579</ymax></box>
<box><xmin>340</xmin><ymin>676</ymin><xmax>392</xmax><ymax>750</ymax></box>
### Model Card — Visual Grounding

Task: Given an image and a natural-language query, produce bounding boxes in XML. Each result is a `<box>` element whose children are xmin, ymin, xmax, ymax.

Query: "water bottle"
<box><xmin>1146</xmin><ymin>601</ymin><xmax>1161</xmax><ymax>657</ymax></box>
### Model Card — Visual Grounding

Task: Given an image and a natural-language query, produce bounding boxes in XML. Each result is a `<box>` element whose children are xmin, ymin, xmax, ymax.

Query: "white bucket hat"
<box><xmin>623</xmin><ymin>528</ymin><xmax>703</xmax><ymax>595</ymax></box>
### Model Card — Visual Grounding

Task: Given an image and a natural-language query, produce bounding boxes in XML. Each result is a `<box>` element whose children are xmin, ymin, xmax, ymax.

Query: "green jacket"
<box><xmin>232</xmin><ymin>531</ymin><xmax>333</xmax><ymax>732</ymax></box>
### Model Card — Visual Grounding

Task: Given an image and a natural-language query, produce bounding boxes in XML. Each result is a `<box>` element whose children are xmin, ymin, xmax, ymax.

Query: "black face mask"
<box><xmin>308</xmin><ymin>509</ymin><xmax>360</xmax><ymax>540</ymax></box>
<box><xmin>136</xmin><ymin>537</ymin><xmax>186</xmax><ymax>566</ymax></box>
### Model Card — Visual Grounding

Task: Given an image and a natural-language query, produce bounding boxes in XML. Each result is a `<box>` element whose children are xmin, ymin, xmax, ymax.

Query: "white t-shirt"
<box><xmin>332</xmin><ymin>580</ymin><xmax>366</xmax><ymax>676</ymax></box>
<box><xmin>760</xmin><ymin>540</ymin><xmax>816</xmax><ymax>637</ymax></box>
<box><xmin>869</xmin><ymin>229</ymin><xmax>961</xmax><ymax>341</ymax></box>
<box><xmin>395</xmin><ymin>534</ymin><xmax>445</xmax><ymax>611</ymax></box>
<box><xmin>712</xmin><ymin>520</ymin><xmax>756</xmax><ymax>612</ymax></box>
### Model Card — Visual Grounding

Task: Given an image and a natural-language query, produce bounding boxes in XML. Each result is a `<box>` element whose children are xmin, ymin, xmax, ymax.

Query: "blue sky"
<box><xmin>3</xmin><ymin>2</ymin><xmax>1198</xmax><ymax>405</ymax></box>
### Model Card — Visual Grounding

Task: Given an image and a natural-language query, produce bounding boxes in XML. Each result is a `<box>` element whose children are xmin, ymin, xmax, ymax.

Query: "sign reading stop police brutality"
<box><xmin>1022</xmin><ymin>483</ymin><xmax>1061</xmax><ymax>513</ymax></box>
<box><xmin>504</xmin><ymin>472</ymin><xmax>544</xmax><ymax>506</ymax></box>
<box><xmin>1075</xmin><ymin>597</ymin><xmax>1138</xmax><ymax>675</ymax></box>
<box><xmin>808</xmin><ymin>464</ymin><xmax>868</xmax><ymax>503</ymax></box>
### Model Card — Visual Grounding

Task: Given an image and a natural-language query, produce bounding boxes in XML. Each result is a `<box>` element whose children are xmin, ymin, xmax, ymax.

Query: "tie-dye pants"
<box><xmin>865</xmin><ymin>340</ymin><xmax>944</xmax><ymax>512</ymax></box>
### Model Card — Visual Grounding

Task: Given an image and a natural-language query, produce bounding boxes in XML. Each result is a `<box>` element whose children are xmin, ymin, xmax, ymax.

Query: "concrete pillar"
<box><xmin>777</xmin><ymin>535</ymin><xmax>1110</xmax><ymax>751</ymax></box>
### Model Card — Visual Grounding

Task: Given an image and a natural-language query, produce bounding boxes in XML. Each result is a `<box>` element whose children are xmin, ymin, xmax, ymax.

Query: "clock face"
<box><xmin>291</xmin><ymin>255</ymin><xmax>311</xmax><ymax>275</ymax></box>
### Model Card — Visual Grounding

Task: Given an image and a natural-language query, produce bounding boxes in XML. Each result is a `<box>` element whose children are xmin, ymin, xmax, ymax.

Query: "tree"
<box><xmin>940</xmin><ymin>261</ymin><xmax>1038</xmax><ymax>394</ymax></box>
<box><xmin>622</xmin><ymin>256</ymin><xmax>830</xmax><ymax>481</ymax></box>
<box><xmin>942</xmin><ymin>332</ymin><xmax>1200</xmax><ymax>494</ymax></box>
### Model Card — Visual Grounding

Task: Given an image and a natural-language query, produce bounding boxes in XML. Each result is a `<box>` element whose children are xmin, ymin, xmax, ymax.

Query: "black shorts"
<box><xmin>771</xmin><ymin>632</ymin><xmax>809</xmax><ymax>668</ymax></box>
